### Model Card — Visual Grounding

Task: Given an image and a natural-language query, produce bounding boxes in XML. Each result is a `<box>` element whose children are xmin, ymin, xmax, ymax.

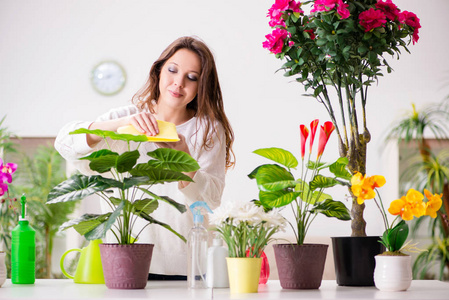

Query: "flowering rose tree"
<box><xmin>351</xmin><ymin>172</ymin><xmax>443</xmax><ymax>254</ymax></box>
<box><xmin>263</xmin><ymin>0</ymin><xmax>421</xmax><ymax>236</ymax></box>
<box><xmin>248</xmin><ymin>120</ymin><xmax>351</xmax><ymax>245</ymax></box>
<box><xmin>209</xmin><ymin>201</ymin><xmax>286</xmax><ymax>258</ymax></box>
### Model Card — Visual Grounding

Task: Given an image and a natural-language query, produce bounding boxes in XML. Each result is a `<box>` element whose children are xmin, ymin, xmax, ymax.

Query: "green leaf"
<box><xmin>310</xmin><ymin>199</ymin><xmax>351</xmax><ymax>220</ymax></box>
<box><xmin>146</xmin><ymin>148</ymin><xmax>200</xmax><ymax>172</ymax></box>
<box><xmin>47</xmin><ymin>174</ymin><xmax>118</xmax><ymax>204</ymax></box>
<box><xmin>329</xmin><ymin>157</ymin><xmax>352</xmax><ymax>180</ymax></box>
<box><xmin>387</xmin><ymin>220</ymin><xmax>409</xmax><ymax>252</ymax></box>
<box><xmin>87</xmin><ymin>150</ymin><xmax>140</xmax><ymax>173</ymax></box>
<box><xmin>253</xmin><ymin>147</ymin><xmax>298</xmax><ymax>169</ymax></box>
<box><xmin>259</xmin><ymin>190</ymin><xmax>301</xmax><ymax>209</ymax></box>
<box><xmin>138</xmin><ymin>189</ymin><xmax>187</xmax><ymax>213</ymax></box>
<box><xmin>309</xmin><ymin>175</ymin><xmax>339</xmax><ymax>190</ymax></box>
<box><xmin>132</xmin><ymin>199</ymin><xmax>159</xmax><ymax>215</ymax></box>
<box><xmin>59</xmin><ymin>213</ymin><xmax>111</xmax><ymax>235</ymax></box>
<box><xmin>130</xmin><ymin>164</ymin><xmax>193</xmax><ymax>184</ymax></box>
<box><xmin>254</xmin><ymin>164</ymin><xmax>297</xmax><ymax>192</ymax></box>
<box><xmin>84</xmin><ymin>201</ymin><xmax>125</xmax><ymax>240</ymax></box>
<box><xmin>70</xmin><ymin>128</ymin><xmax>148</xmax><ymax>142</ymax></box>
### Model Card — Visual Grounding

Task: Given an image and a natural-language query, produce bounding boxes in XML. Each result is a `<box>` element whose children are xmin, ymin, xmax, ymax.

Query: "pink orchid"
<box><xmin>309</xmin><ymin>119</ymin><xmax>319</xmax><ymax>152</ymax></box>
<box><xmin>0</xmin><ymin>182</ymin><xmax>8</xmax><ymax>197</ymax></box>
<box><xmin>375</xmin><ymin>0</ymin><xmax>400</xmax><ymax>21</ymax></box>
<box><xmin>263</xmin><ymin>27</ymin><xmax>289</xmax><ymax>54</ymax></box>
<box><xmin>359</xmin><ymin>8</ymin><xmax>387</xmax><ymax>32</ymax></box>
<box><xmin>0</xmin><ymin>158</ymin><xmax>18</xmax><ymax>184</ymax></box>
<box><xmin>317</xmin><ymin>121</ymin><xmax>335</xmax><ymax>159</ymax></box>
<box><xmin>300</xmin><ymin>124</ymin><xmax>309</xmax><ymax>159</ymax></box>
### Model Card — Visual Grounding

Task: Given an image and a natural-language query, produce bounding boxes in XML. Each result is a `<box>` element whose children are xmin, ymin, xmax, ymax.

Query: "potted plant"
<box><xmin>47</xmin><ymin>128</ymin><xmax>200</xmax><ymax>289</ymax></box>
<box><xmin>248</xmin><ymin>120</ymin><xmax>351</xmax><ymax>289</ymax></box>
<box><xmin>349</xmin><ymin>171</ymin><xmax>443</xmax><ymax>291</ymax></box>
<box><xmin>209</xmin><ymin>201</ymin><xmax>286</xmax><ymax>293</ymax></box>
<box><xmin>263</xmin><ymin>0</ymin><xmax>421</xmax><ymax>285</ymax></box>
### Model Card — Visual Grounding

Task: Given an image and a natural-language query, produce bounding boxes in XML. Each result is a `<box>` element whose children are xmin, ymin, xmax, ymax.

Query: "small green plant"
<box><xmin>47</xmin><ymin>128</ymin><xmax>200</xmax><ymax>244</ymax></box>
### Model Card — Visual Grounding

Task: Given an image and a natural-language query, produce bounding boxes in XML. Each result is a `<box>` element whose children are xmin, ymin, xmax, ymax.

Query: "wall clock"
<box><xmin>91</xmin><ymin>61</ymin><xmax>126</xmax><ymax>96</ymax></box>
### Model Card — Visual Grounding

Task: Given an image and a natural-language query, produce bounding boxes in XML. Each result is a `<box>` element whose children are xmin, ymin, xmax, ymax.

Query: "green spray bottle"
<box><xmin>11</xmin><ymin>194</ymin><xmax>36</xmax><ymax>284</ymax></box>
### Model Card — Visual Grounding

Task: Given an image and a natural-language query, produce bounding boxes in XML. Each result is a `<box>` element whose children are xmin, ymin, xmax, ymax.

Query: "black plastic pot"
<box><xmin>331</xmin><ymin>236</ymin><xmax>385</xmax><ymax>286</ymax></box>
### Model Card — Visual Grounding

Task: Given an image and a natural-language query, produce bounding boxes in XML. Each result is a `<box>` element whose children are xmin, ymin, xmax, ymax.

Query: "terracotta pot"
<box><xmin>331</xmin><ymin>236</ymin><xmax>385</xmax><ymax>286</ymax></box>
<box><xmin>99</xmin><ymin>243</ymin><xmax>154</xmax><ymax>289</ymax></box>
<box><xmin>273</xmin><ymin>243</ymin><xmax>328</xmax><ymax>289</ymax></box>
<box><xmin>226</xmin><ymin>257</ymin><xmax>262</xmax><ymax>293</ymax></box>
<box><xmin>374</xmin><ymin>255</ymin><xmax>412</xmax><ymax>291</ymax></box>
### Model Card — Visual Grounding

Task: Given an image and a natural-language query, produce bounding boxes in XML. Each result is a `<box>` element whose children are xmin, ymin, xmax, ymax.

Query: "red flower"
<box><xmin>263</xmin><ymin>28</ymin><xmax>289</xmax><ymax>54</ymax></box>
<box><xmin>300</xmin><ymin>124</ymin><xmax>309</xmax><ymax>159</ymax></box>
<box><xmin>304</xmin><ymin>29</ymin><xmax>316</xmax><ymax>40</ymax></box>
<box><xmin>267</xmin><ymin>0</ymin><xmax>303</xmax><ymax>27</ymax></box>
<box><xmin>359</xmin><ymin>8</ymin><xmax>387</xmax><ymax>32</ymax></box>
<box><xmin>375</xmin><ymin>0</ymin><xmax>400</xmax><ymax>21</ymax></box>
<box><xmin>399</xmin><ymin>11</ymin><xmax>421</xmax><ymax>44</ymax></box>
<box><xmin>317</xmin><ymin>121</ymin><xmax>335</xmax><ymax>158</ymax></box>
<box><xmin>309</xmin><ymin>119</ymin><xmax>319</xmax><ymax>152</ymax></box>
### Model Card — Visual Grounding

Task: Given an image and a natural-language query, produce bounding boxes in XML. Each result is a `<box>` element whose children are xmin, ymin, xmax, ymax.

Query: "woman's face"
<box><xmin>158</xmin><ymin>48</ymin><xmax>201</xmax><ymax>111</ymax></box>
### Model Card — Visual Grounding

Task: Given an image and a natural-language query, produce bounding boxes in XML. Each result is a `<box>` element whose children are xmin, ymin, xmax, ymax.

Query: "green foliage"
<box><xmin>379</xmin><ymin>220</ymin><xmax>409</xmax><ymax>253</ymax></box>
<box><xmin>47</xmin><ymin>128</ymin><xmax>200</xmax><ymax>245</ymax></box>
<box><xmin>249</xmin><ymin>147</ymin><xmax>351</xmax><ymax>244</ymax></box>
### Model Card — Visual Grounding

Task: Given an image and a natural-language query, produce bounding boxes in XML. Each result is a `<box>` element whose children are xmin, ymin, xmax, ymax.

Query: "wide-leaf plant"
<box><xmin>47</xmin><ymin>128</ymin><xmax>200</xmax><ymax>244</ymax></box>
<box><xmin>249</xmin><ymin>120</ymin><xmax>351</xmax><ymax>244</ymax></box>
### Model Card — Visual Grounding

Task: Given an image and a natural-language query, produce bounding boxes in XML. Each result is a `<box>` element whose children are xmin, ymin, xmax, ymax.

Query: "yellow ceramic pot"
<box><xmin>226</xmin><ymin>257</ymin><xmax>262</xmax><ymax>293</ymax></box>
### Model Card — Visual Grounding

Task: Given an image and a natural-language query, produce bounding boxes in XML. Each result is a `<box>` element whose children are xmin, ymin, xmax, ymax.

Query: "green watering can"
<box><xmin>60</xmin><ymin>239</ymin><xmax>105</xmax><ymax>284</ymax></box>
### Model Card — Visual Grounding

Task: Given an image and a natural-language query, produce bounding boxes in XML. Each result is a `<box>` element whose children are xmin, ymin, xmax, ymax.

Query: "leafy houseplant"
<box><xmin>47</xmin><ymin>128</ymin><xmax>200</xmax><ymax>244</ymax></box>
<box><xmin>263</xmin><ymin>0</ymin><xmax>420</xmax><ymax>237</ymax></box>
<box><xmin>248</xmin><ymin>120</ymin><xmax>351</xmax><ymax>289</ymax></box>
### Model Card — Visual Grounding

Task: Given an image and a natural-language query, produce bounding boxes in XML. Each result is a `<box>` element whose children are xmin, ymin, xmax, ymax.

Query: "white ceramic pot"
<box><xmin>374</xmin><ymin>255</ymin><xmax>412</xmax><ymax>292</ymax></box>
<box><xmin>0</xmin><ymin>252</ymin><xmax>6</xmax><ymax>287</ymax></box>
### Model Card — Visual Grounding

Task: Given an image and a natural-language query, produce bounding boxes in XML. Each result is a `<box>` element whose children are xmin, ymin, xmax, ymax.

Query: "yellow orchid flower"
<box><xmin>350</xmin><ymin>172</ymin><xmax>385</xmax><ymax>205</ymax></box>
<box><xmin>424</xmin><ymin>189</ymin><xmax>443</xmax><ymax>218</ymax></box>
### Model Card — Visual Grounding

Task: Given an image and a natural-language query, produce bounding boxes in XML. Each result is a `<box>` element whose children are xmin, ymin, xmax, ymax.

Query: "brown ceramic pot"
<box><xmin>273</xmin><ymin>243</ymin><xmax>328</xmax><ymax>289</ymax></box>
<box><xmin>99</xmin><ymin>243</ymin><xmax>154</xmax><ymax>289</ymax></box>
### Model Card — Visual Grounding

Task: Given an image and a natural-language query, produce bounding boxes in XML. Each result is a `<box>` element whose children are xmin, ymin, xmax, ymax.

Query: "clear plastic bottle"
<box><xmin>187</xmin><ymin>201</ymin><xmax>212</xmax><ymax>289</ymax></box>
<box><xmin>206</xmin><ymin>235</ymin><xmax>229</xmax><ymax>288</ymax></box>
<box><xmin>11</xmin><ymin>195</ymin><xmax>36</xmax><ymax>284</ymax></box>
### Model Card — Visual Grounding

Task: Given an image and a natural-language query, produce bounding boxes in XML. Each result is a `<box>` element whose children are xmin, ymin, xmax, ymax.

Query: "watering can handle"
<box><xmin>60</xmin><ymin>248</ymin><xmax>82</xmax><ymax>279</ymax></box>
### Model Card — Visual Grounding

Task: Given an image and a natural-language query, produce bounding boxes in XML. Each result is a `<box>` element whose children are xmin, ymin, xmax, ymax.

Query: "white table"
<box><xmin>0</xmin><ymin>279</ymin><xmax>448</xmax><ymax>299</ymax></box>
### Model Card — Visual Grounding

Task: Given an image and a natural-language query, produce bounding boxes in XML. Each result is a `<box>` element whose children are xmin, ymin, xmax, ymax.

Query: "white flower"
<box><xmin>233</xmin><ymin>202</ymin><xmax>264</xmax><ymax>225</ymax></box>
<box><xmin>209</xmin><ymin>201</ymin><xmax>237</xmax><ymax>226</ymax></box>
<box><xmin>260</xmin><ymin>208</ymin><xmax>287</xmax><ymax>230</ymax></box>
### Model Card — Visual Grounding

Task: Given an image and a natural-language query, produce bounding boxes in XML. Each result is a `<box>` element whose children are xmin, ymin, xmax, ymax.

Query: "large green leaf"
<box><xmin>255</xmin><ymin>164</ymin><xmax>297</xmax><ymax>192</ymax></box>
<box><xmin>70</xmin><ymin>128</ymin><xmax>148</xmax><ymax>142</ymax></box>
<box><xmin>146</xmin><ymin>148</ymin><xmax>200</xmax><ymax>172</ymax></box>
<box><xmin>47</xmin><ymin>174</ymin><xmax>117</xmax><ymax>204</ymax></box>
<box><xmin>387</xmin><ymin>220</ymin><xmax>409</xmax><ymax>252</ymax></box>
<box><xmin>329</xmin><ymin>157</ymin><xmax>351</xmax><ymax>180</ymax></box>
<box><xmin>59</xmin><ymin>213</ymin><xmax>111</xmax><ymax>235</ymax></box>
<box><xmin>84</xmin><ymin>201</ymin><xmax>125</xmax><ymax>240</ymax></box>
<box><xmin>253</xmin><ymin>148</ymin><xmax>298</xmax><ymax>169</ymax></box>
<box><xmin>138</xmin><ymin>212</ymin><xmax>186</xmax><ymax>242</ymax></box>
<box><xmin>132</xmin><ymin>198</ymin><xmax>159</xmax><ymax>215</ymax></box>
<box><xmin>309</xmin><ymin>175</ymin><xmax>339</xmax><ymax>190</ymax></box>
<box><xmin>310</xmin><ymin>199</ymin><xmax>351</xmax><ymax>220</ymax></box>
<box><xmin>259</xmin><ymin>190</ymin><xmax>301</xmax><ymax>209</ymax></box>
<box><xmin>87</xmin><ymin>150</ymin><xmax>140</xmax><ymax>174</ymax></box>
<box><xmin>138</xmin><ymin>188</ymin><xmax>187</xmax><ymax>213</ymax></box>
<box><xmin>130</xmin><ymin>164</ymin><xmax>193</xmax><ymax>184</ymax></box>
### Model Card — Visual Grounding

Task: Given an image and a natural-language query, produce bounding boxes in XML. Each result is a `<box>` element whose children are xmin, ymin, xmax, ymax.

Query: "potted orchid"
<box><xmin>209</xmin><ymin>201</ymin><xmax>285</xmax><ymax>293</ymax></box>
<box><xmin>248</xmin><ymin>119</ymin><xmax>351</xmax><ymax>289</ymax></box>
<box><xmin>350</xmin><ymin>171</ymin><xmax>443</xmax><ymax>291</ymax></box>
<box><xmin>263</xmin><ymin>0</ymin><xmax>421</xmax><ymax>286</ymax></box>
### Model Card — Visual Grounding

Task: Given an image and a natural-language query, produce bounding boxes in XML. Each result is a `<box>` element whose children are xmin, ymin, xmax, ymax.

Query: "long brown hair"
<box><xmin>132</xmin><ymin>36</ymin><xmax>235</xmax><ymax>169</ymax></box>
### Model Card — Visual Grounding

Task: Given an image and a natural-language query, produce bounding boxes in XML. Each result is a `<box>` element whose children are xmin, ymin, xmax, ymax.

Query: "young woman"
<box><xmin>55</xmin><ymin>36</ymin><xmax>235</xmax><ymax>279</ymax></box>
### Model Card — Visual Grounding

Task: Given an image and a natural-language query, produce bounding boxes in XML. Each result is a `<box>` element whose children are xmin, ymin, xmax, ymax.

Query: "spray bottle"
<box><xmin>11</xmin><ymin>194</ymin><xmax>36</xmax><ymax>284</ymax></box>
<box><xmin>187</xmin><ymin>201</ymin><xmax>212</xmax><ymax>289</ymax></box>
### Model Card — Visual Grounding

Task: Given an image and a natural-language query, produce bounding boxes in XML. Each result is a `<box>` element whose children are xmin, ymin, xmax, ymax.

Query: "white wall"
<box><xmin>1</xmin><ymin>0</ymin><xmax>448</xmax><ymax>239</ymax></box>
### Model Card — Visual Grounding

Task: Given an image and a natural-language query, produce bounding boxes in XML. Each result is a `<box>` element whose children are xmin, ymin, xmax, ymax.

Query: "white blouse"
<box><xmin>54</xmin><ymin>104</ymin><xmax>226</xmax><ymax>275</ymax></box>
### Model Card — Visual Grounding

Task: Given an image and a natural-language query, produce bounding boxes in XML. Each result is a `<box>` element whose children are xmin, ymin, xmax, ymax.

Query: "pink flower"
<box><xmin>267</xmin><ymin>0</ymin><xmax>303</xmax><ymax>27</ymax></box>
<box><xmin>359</xmin><ymin>8</ymin><xmax>387</xmax><ymax>32</ymax></box>
<box><xmin>317</xmin><ymin>121</ymin><xmax>335</xmax><ymax>159</ymax></box>
<box><xmin>311</xmin><ymin>0</ymin><xmax>350</xmax><ymax>19</ymax></box>
<box><xmin>263</xmin><ymin>28</ymin><xmax>288</xmax><ymax>54</ymax></box>
<box><xmin>309</xmin><ymin>119</ymin><xmax>319</xmax><ymax>152</ymax></box>
<box><xmin>300</xmin><ymin>125</ymin><xmax>309</xmax><ymax>159</ymax></box>
<box><xmin>0</xmin><ymin>158</ymin><xmax>17</xmax><ymax>184</ymax></box>
<box><xmin>375</xmin><ymin>0</ymin><xmax>400</xmax><ymax>21</ymax></box>
<box><xmin>399</xmin><ymin>10</ymin><xmax>421</xmax><ymax>44</ymax></box>
<box><xmin>0</xmin><ymin>182</ymin><xmax>8</xmax><ymax>197</ymax></box>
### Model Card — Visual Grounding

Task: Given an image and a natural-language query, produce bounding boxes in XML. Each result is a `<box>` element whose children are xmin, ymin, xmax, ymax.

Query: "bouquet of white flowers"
<box><xmin>209</xmin><ymin>202</ymin><xmax>286</xmax><ymax>258</ymax></box>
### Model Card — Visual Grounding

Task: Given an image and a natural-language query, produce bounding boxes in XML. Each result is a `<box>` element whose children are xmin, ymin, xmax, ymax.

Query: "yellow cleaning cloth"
<box><xmin>117</xmin><ymin>120</ymin><xmax>180</xmax><ymax>142</ymax></box>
